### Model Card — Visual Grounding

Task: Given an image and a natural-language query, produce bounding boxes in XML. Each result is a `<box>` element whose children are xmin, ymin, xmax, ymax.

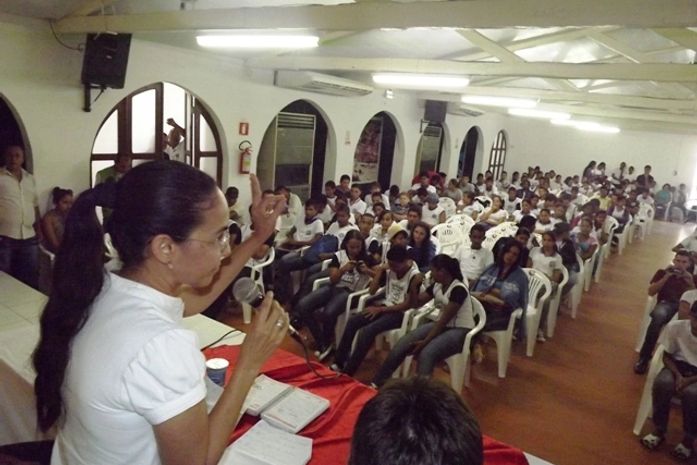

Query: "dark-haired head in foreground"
<box><xmin>350</xmin><ymin>377</ymin><xmax>483</xmax><ymax>465</ymax></box>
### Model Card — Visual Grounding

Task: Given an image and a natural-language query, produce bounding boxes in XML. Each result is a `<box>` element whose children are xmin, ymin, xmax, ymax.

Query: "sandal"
<box><xmin>640</xmin><ymin>432</ymin><xmax>664</xmax><ymax>450</ymax></box>
<box><xmin>671</xmin><ymin>443</ymin><xmax>693</xmax><ymax>460</ymax></box>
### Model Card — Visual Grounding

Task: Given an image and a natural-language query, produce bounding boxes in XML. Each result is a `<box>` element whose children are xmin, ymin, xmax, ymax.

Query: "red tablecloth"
<box><xmin>204</xmin><ymin>345</ymin><xmax>528</xmax><ymax>465</ymax></box>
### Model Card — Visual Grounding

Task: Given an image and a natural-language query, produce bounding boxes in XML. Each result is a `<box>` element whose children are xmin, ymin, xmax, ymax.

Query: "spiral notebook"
<box><xmin>220</xmin><ymin>420</ymin><xmax>312</xmax><ymax>465</ymax></box>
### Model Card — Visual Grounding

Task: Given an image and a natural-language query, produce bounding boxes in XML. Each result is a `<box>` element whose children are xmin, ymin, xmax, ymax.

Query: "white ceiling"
<box><xmin>2</xmin><ymin>0</ymin><xmax>697</xmax><ymax>133</ymax></box>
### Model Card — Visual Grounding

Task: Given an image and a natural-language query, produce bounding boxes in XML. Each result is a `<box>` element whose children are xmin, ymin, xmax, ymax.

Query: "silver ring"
<box><xmin>275</xmin><ymin>319</ymin><xmax>285</xmax><ymax>328</ymax></box>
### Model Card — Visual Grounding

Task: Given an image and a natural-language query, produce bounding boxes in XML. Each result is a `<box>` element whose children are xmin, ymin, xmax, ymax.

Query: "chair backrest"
<box><xmin>470</xmin><ymin>296</ymin><xmax>487</xmax><ymax>335</ymax></box>
<box><xmin>475</xmin><ymin>196</ymin><xmax>491</xmax><ymax>209</ymax></box>
<box><xmin>251</xmin><ymin>246</ymin><xmax>275</xmax><ymax>269</ymax></box>
<box><xmin>575</xmin><ymin>253</ymin><xmax>585</xmax><ymax>275</ymax></box>
<box><xmin>431</xmin><ymin>223</ymin><xmax>461</xmax><ymax>255</ymax></box>
<box><xmin>482</xmin><ymin>221</ymin><xmax>518</xmax><ymax>250</ymax></box>
<box><xmin>559</xmin><ymin>265</ymin><xmax>569</xmax><ymax>288</ymax></box>
<box><xmin>438</xmin><ymin>197</ymin><xmax>457</xmax><ymax>217</ymax></box>
<box><xmin>523</xmin><ymin>268</ymin><xmax>552</xmax><ymax>309</ymax></box>
<box><xmin>446</xmin><ymin>214</ymin><xmax>475</xmax><ymax>237</ymax></box>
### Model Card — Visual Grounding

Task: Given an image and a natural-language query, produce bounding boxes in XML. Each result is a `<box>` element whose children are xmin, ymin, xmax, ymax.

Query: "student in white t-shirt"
<box><xmin>641</xmin><ymin>302</ymin><xmax>697</xmax><ymax>459</ymax></box>
<box><xmin>679</xmin><ymin>289</ymin><xmax>697</xmax><ymax>319</ymax></box>
<box><xmin>454</xmin><ymin>223</ymin><xmax>494</xmax><ymax>287</ymax></box>
<box><xmin>503</xmin><ymin>187</ymin><xmax>521</xmax><ymax>218</ymax></box>
<box><xmin>363</xmin><ymin>182</ymin><xmax>391</xmax><ymax>210</ymax></box>
<box><xmin>513</xmin><ymin>198</ymin><xmax>536</xmax><ymax>223</ymax></box>
<box><xmin>326</xmin><ymin>204</ymin><xmax>359</xmax><ymax>245</ymax></box>
<box><xmin>421</xmin><ymin>193</ymin><xmax>446</xmax><ymax>226</ymax></box>
<box><xmin>349</xmin><ymin>185</ymin><xmax>368</xmax><ymax>218</ymax></box>
<box><xmin>276</xmin><ymin>199</ymin><xmax>326</xmax><ymax>303</ymax></box>
<box><xmin>534</xmin><ymin>208</ymin><xmax>557</xmax><ymax>234</ymax></box>
<box><xmin>527</xmin><ymin>231</ymin><xmax>563</xmax><ymax>341</ymax></box>
<box><xmin>459</xmin><ymin>192</ymin><xmax>483</xmax><ymax>220</ymax></box>
<box><xmin>478</xmin><ymin>195</ymin><xmax>507</xmax><ymax>227</ymax></box>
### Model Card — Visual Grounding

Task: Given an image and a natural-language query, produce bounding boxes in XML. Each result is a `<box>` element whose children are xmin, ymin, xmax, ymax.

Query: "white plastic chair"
<box><xmin>633</xmin><ymin>345</ymin><xmax>666</xmax><ymax>435</ymax></box>
<box><xmin>546</xmin><ymin>266</ymin><xmax>569</xmax><ymax>338</ymax></box>
<box><xmin>403</xmin><ymin>298</ymin><xmax>487</xmax><ymax>390</ymax></box>
<box><xmin>438</xmin><ymin>197</ymin><xmax>457</xmax><ymax>218</ymax></box>
<box><xmin>445</xmin><ymin>214</ymin><xmax>475</xmax><ymax>238</ymax></box>
<box><xmin>482</xmin><ymin>307</ymin><xmax>523</xmax><ymax>378</ymax></box>
<box><xmin>482</xmin><ymin>221</ymin><xmax>518</xmax><ymax>250</ymax></box>
<box><xmin>635</xmin><ymin>295</ymin><xmax>658</xmax><ymax>353</ymax></box>
<box><xmin>612</xmin><ymin>221</ymin><xmax>630</xmax><ymax>255</ymax></box>
<box><xmin>604</xmin><ymin>218</ymin><xmax>619</xmax><ymax>260</ymax></box>
<box><xmin>570</xmin><ymin>254</ymin><xmax>584</xmax><ymax>319</ymax></box>
<box><xmin>430</xmin><ymin>223</ymin><xmax>462</xmax><ymax>256</ymax></box>
<box><xmin>310</xmin><ymin>275</ymin><xmax>373</xmax><ymax>346</ymax></box>
<box><xmin>582</xmin><ymin>248</ymin><xmax>599</xmax><ymax>292</ymax></box>
<box><xmin>243</xmin><ymin>248</ymin><xmax>276</xmax><ymax>324</ymax></box>
<box><xmin>475</xmin><ymin>196</ymin><xmax>491</xmax><ymax>209</ymax></box>
<box><xmin>594</xmin><ymin>239</ymin><xmax>612</xmax><ymax>284</ymax></box>
<box><xmin>521</xmin><ymin>268</ymin><xmax>552</xmax><ymax>357</ymax></box>
<box><xmin>634</xmin><ymin>204</ymin><xmax>654</xmax><ymax>240</ymax></box>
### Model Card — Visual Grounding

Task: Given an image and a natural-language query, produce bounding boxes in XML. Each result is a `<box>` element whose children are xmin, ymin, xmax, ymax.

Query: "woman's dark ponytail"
<box><xmin>33</xmin><ymin>182</ymin><xmax>114</xmax><ymax>431</ymax></box>
<box><xmin>430</xmin><ymin>254</ymin><xmax>464</xmax><ymax>282</ymax></box>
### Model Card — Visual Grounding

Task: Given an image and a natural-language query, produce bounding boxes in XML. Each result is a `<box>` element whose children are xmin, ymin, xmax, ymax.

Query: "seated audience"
<box><xmin>294</xmin><ymin>230</ymin><xmax>373</xmax><ymax>360</ymax></box>
<box><xmin>337</xmin><ymin>174</ymin><xmax>352</xmax><ymax>195</ymax></box>
<box><xmin>635</xmin><ymin>251</ymin><xmax>697</xmax><ymax>374</ymax></box>
<box><xmin>573</xmin><ymin>216</ymin><xmax>599</xmax><ymax>261</ymax></box>
<box><xmin>350</xmin><ymin>377</ymin><xmax>483</xmax><ymax>465</ymax></box>
<box><xmin>372</xmin><ymin>255</ymin><xmax>474</xmax><ymax>386</ymax></box>
<box><xmin>454</xmin><ymin>224</ymin><xmax>494</xmax><ymax>288</ymax></box>
<box><xmin>421</xmin><ymin>193</ymin><xmax>446</xmax><ymax>226</ymax></box>
<box><xmin>608</xmin><ymin>196</ymin><xmax>632</xmax><ymax>232</ymax></box>
<box><xmin>349</xmin><ymin>184</ymin><xmax>368</xmax><ymax>218</ymax></box>
<box><xmin>391</xmin><ymin>192</ymin><xmax>411</xmax><ymax>220</ymax></box>
<box><xmin>444</xmin><ymin>178</ymin><xmax>463</xmax><ymax>203</ymax></box>
<box><xmin>332</xmin><ymin>246</ymin><xmax>422</xmax><ymax>376</ymax></box>
<box><xmin>503</xmin><ymin>187</ymin><xmax>521</xmax><ymax>218</ymax></box>
<box><xmin>527</xmin><ymin>231</ymin><xmax>563</xmax><ymax>341</ymax></box>
<box><xmin>534</xmin><ymin>208</ymin><xmax>556</xmax><ymax>233</ymax></box>
<box><xmin>326</xmin><ymin>204</ymin><xmax>359</xmax><ymax>244</ymax></box>
<box><xmin>472</xmin><ymin>240</ymin><xmax>529</xmax><ymax>331</ymax></box>
<box><xmin>408</xmin><ymin>222</ymin><xmax>436</xmax><ymax>273</ymax></box>
<box><xmin>459</xmin><ymin>192</ymin><xmax>483</xmax><ymax>220</ymax></box>
<box><xmin>398</xmin><ymin>205</ymin><xmax>422</xmax><ymax>233</ymax></box>
<box><xmin>41</xmin><ymin>187</ymin><xmax>73</xmax><ymax>253</ymax></box>
<box><xmin>324</xmin><ymin>180</ymin><xmax>338</xmax><ymax>210</ymax></box>
<box><xmin>640</xmin><ymin>301</ymin><xmax>697</xmax><ymax>461</ymax></box>
<box><xmin>478</xmin><ymin>195</ymin><xmax>507</xmax><ymax>227</ymax></box>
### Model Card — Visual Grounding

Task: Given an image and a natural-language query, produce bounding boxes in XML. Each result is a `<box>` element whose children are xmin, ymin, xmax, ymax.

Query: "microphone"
<box><xmin>232</xmin><ymin>277</ymin><xmax>303</xmax><ymax>341</ymax></box>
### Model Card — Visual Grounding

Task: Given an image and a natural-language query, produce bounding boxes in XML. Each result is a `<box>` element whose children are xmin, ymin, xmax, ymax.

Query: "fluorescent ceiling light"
<box><xmin>372</xmin><ymin>73</ymin><xmax>469</xmax><ymax>89</ymax></box>
<box><xmin>508</xmin><ymin>108</ymin><xmax>570</xmax><ymax>120</ymax></box>
<box><xmin>196</xmin><ymin>34</ymin><xmax>319</xmax><ymax>49</ymax></box>
<box><xmin>462</xmin><ymin>95</ymin><xmax>537</xmax><ymax>108</ymax></box>
<box><xmin>551</xmin><ymin>119</ymin><xmax>620</xmax><ymax>134</ymax></box>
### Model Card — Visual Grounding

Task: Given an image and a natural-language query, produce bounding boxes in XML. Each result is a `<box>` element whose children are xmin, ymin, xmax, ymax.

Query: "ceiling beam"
<box><xmin>246</xmin><ymin>57</ymin><xmax>697</xmax><ymax>83</ymax></box>
<box><xmin>449</xmin><ymin>86</ymin><xmax>697</xmax><ymax>111</ymax></box>
<box><xmin>64</xmin><ymin>0</ymin><xmax>119</xmax><ymax>18</ymax></box>
<box><xmin>54</xmin><ymin>0</ymin><xmax>697</xmax><ymax>34</ymax></box>
<box><xmin>653</xmin><ymin>28</ymin><xmax>697</xmax><ymax>51</ymax></box>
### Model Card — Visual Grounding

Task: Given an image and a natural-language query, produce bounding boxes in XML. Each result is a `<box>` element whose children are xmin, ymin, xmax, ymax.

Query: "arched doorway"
<box><xmin>458</xmin><ymin>126</ymin><xmax>482</xmax><ymax>179</ymax></box>
<box><xmin>0</xmin><ymin>96</ymin><xmax>31</xmax><ymax>171</ymax></box>
<box><xmin>352</xmin><ymin>111</ymin><xmax>397</xmax><ymax>190</ymax></box>
<box><xmin>414</xmin><ymin>123</ymin><xmax>444</xmax><ymax>176</ymax></box>
<box><xmin>90</xmin><ymin>82</ymin><xmax>223</xmax><ymax>186</ymax></box>
<box><xmin>487</xmin><ymin>130</ymin><xmax>508</xmax><ymax>180</ymax></box>
<box><xmin>257</xmin><ymin>100</ymin><xmax>329</xmax><ymax>201</ymax></box>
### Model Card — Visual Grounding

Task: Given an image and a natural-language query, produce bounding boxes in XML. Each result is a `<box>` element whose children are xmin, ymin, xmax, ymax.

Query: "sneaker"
<box><xmin>634</xmin><ymin>357</ymin><xmax>649</xmax><ymax>374</ymax></box>
<box><xmin>313</xmin><ymin>345</ymin><xmax>333</xmax><ymax>362</ymax></box>
<box><xmin>330</xmin><ymin>363</ymin><xmax>343</xmax><ymax>373</ymax></box>
<box><xmin>537</xmin><ymin>329</ymin><xmax>546</xmax><ymax>343</ymax></box>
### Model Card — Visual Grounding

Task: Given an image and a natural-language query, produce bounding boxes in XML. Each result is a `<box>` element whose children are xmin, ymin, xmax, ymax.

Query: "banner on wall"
<box><xmin>352</xmin><ymin>117</ymin><xmax>383</xmax><ymax>183</ymax></box>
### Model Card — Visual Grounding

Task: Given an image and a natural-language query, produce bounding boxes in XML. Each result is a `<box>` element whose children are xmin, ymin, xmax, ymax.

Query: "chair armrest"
<box><xmin>312</xmin><ymin>277</ymin><xmax>331</xmax><ymax>291</ymax></box>
<box><xmin>320</xmin><ymin>258</ymin><xmax>332</xmax><ymax>271</ymax></box>
<box><xmin>356</xmin><ymin>287</ymin><xmax>386</xmax><ymax>312</ymax></box>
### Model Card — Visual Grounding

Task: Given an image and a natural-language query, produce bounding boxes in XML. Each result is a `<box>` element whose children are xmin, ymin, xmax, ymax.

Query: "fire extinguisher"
<box><xmin>238</xmin><ymin>140</ymin><xmax>252</xmax><ymax>174</ymax></box>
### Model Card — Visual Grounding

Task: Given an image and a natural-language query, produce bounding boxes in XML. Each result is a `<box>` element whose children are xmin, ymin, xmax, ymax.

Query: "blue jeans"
<box><xmin>334</xmin><ymin>311</ymin><xmax>405</xmax><ymax>376</ymax></box>
<box><xmin>274</xmin><ymin>250</ymin><xmax>309</xmax><ymax>304</ymax></box>
<box><xmin>372</xmin><ymin>322</ymin><xmax>469</xmax><ymax>386</ymax></box>
<box><xmin>295</xmin><ymin>285</ymin><xmax>351</xmax><ymax>349</ymax></box>
<box><xmin>0</xmin><ymin>236</ymin><xmax>39</xmax><ymax>289</ymax></box>
<box><xmin>639</xmin><ymin>301</ymin><xmax>678</xmax><ymax>360</ymax></box>
<box><xmin>653</xmin><ymin>366</ymin><xmax>697</xmax><ymax>437</ymax></box>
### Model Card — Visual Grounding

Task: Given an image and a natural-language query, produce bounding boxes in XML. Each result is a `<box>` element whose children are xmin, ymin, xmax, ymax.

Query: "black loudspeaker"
<box><xmin>81</xmin><ymin>33</ymin><xmax>132</xmax><ymax>89</ymax></box>
<box><xmin>424</xmin><ymin>100</ymin><xmax>447</xmax><ymax>123</ymax></box>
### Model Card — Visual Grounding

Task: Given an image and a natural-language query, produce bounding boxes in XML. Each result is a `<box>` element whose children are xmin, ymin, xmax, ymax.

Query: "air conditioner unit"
<box><xmin>448</xmin><ymin>103</ymin><xmax>484</xmax><ymax>118</ymax></box>
<box><xmin>274</xmin><ymin>71</ymin><xmax>373</xmax><ymax>97</ymax></box>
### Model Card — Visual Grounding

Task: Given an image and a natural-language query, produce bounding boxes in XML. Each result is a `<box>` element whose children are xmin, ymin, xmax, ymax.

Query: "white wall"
<box><xmin>501</xmin><ymin>116</ymin><xmax>697</xmax><ymax>192</ymax></box>
<box><xmin>3</xmin><ymin>17</ymin><xmax>696</xmax><ymax>213</ymax></box>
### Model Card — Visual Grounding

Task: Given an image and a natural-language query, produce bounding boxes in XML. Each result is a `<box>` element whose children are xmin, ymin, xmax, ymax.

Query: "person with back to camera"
<box><xmin>349</xmin><ymin>377</ymin><xmax>483</xmax><ymax>465</ymax></box>
<box><xmin>32</xmin><ymin>161</ymin><xmax>289</xmax><ymax>465</ymax></box>
<box><xmin>41</xmin><ymin>187</ymin><xmax>73</xmax><ymax>254</ymax></box>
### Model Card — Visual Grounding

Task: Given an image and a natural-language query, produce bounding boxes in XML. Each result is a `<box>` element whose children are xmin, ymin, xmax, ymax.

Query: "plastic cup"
<box><xmin>206</xmin><ymin>358</ymin><xmax>229</xmax><ymax>386</ymax></box>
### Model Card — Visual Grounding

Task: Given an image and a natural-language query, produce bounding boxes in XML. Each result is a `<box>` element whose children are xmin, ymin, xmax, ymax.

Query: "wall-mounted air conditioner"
<box><xmin>274</xmin><ymin>71</ymin><xmax>374</xmax><ymax>97</ymax></box>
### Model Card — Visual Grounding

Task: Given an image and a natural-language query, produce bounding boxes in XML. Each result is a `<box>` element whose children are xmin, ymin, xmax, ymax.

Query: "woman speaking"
<box><xmin>33</xmin><ymin>161</ymin><xmax>288</xmax><ymax>465</ymax></box>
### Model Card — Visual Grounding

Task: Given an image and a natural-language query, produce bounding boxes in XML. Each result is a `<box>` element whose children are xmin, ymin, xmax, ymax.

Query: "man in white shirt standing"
<box><xmin>0</xmin><ymin>145</ymin><xmax>40</xmax><ymax>288</ymax></box>
<box><xmin>164</xmin><ymin>117</ymin><xmax>186</xmax><ymax>163</ymax></box>
<box><xmin>454</xmin><ymin>224</ymin><xmax>494</xmax><ymax>287</ymax></box>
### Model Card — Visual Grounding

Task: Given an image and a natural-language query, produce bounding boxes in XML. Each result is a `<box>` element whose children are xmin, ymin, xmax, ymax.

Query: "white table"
<box><xmin>0</xmin><ymin>271</ymin><xmax>244</xmax><ymax>446</ymax></box>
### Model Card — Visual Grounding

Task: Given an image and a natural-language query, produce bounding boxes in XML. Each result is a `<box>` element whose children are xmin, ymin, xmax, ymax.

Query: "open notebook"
<box><xmin>219</xmin><ymin>420</ymin><xmax>313</xmax><ymax>465</ymax></box>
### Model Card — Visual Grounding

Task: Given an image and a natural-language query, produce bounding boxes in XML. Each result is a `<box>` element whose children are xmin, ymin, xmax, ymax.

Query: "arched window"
<box><xmin>90</xmin><ymin>82</ymin><xmax>223</xmax><ymax>186</ymax></box>
<box><xmin>488</xmin><ymin>130</ymin><xmax>507</xmax><ymax>180</ymax></box>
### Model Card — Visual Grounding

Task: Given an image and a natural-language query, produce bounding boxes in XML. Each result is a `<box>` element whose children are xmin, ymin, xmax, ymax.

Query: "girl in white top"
<box><xmin>33</xmin><ymin>162</ymin><xmax>289</xmax><ymax>465</ymax></box>
<box><xmin>527</xmin><ymin>231</ymin><xmax>563</xmax><ymax>341</ymax></box>
<box><xmin>534</xmin><ymin>208</ymin><xmax>557</xmax><ymax>234</ymax></box>
<box><xmin>478</xmin><ymin>195</ymin><xmax>507</xmax><ymax>226</ymax></box>
<box><xmin>371</xmin><ymin>254</ymin><xmax>474</xmax><ymax>386</ymax></box>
